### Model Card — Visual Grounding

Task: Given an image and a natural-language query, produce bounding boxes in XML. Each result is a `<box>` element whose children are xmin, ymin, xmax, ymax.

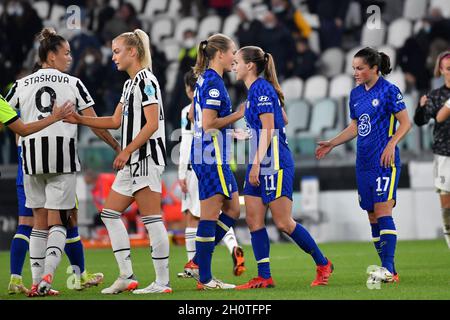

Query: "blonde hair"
<box><xmin>115</xmin><ymin>29</ymin><xmax>152</xmax><ymax>70</ymax></box>
<box><xmin>193</xmin><ymin>33</ymin><xmax>233</xmax><ymax>77</ymax></box>
<box><xmin>238</xmin><ymin>46</ymin><xmax>285</xmax><ymax>107</ymax></box>
<box><xmin>434</xmin><ymin>50</ymin><xmax>450</xmax><ymax>77</ymax></box>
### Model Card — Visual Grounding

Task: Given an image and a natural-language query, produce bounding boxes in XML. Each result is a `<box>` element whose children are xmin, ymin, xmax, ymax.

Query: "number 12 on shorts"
<box><xmin>376</xmin><ymin>177</ymin><xmax>390</xmax><ymax>192</ymax></box>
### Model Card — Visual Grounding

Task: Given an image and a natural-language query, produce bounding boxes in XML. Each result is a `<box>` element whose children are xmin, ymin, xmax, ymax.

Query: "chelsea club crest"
<box><xmin>372</xmin><ymin>98</ymin><xmax>379</xmax><ymax>107</ymax></box>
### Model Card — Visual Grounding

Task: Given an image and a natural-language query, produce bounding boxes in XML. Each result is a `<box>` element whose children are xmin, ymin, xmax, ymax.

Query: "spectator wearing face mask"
<box><xmin>259</xmin><ymin>11</ymin><xmax>296</xmax><ymax>79</ymax></box>
<box><xmin>235</xmin><ymin>1</ymin><xmax>263</xmax><ymax>48</ymax></box>
<box><xmin>271</xmin><ymin>0</ymin><xmax>312</xmax><ymax>39</ymax></box>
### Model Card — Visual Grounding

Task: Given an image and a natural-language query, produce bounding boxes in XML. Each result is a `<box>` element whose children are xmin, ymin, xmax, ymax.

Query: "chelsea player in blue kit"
<box><xmin>316</xmin><ymin>47</ymin><xmax>411</xmax><ymax>284</ymax></box>
<box><xmin>233</xmin><ymin>46</ymin><xmax>333</xmax><ymax>289</ymax></box>
<box><xmin>183</xmin><ymin>34</ymin><xmax>245</xmax><ymax>290</ymax></box>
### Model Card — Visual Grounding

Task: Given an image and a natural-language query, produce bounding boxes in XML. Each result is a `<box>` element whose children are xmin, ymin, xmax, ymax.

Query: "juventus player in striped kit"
<box><xmin>6</xmin><ymin>28</ymin><xmax>120</xmax><ymax>296</ymax></box>
<box><xmin>65</xmin><ymin>29</ymin><xmax>171</xmax><ymax>294</ymax></box>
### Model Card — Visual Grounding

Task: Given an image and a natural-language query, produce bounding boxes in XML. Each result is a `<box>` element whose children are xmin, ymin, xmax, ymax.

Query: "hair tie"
<box><xmin>200</xmin><ymin>40</ymin><xmax>208</xmax><ymax>50</ymax></box>
<box><xmin>263</xmin><ymin>52</ymin><xmax>269</xmax><ymax>64</ymax></box>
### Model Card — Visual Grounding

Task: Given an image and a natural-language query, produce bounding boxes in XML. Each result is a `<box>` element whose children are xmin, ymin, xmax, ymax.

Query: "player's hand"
<box><xmin>233</xmin><ymin>128</ymin><xmax>249</xmax><ymax>140</ymax></box>
<box><xmin>419</xmin><ymin>95</ymin><xmax>428</xmax><ymax>107</ymax></box>
<box><xmin>52</xmin><ymin>101</ymin><xmax>74</xmax><ymax>121</ymax></box>
<box><xmin>380</xmin><ymin>141</ymin><xmax>395</xmax><ymax>168</ymax></box>
<box><xmin>114</xmin><ymin>144</ymin><xmax>121</xmax><ymax>155</ymax></box>
<box><xmin>315</xmin><ymin>141</ymin><xmax>334</xmax><ymax>160</ymax></box>
<box><xmin>179</xmin><ymin>179</ymin><xmax>188</xmax><ymax>193</ymax></box>
<box><xmin>63</xmin><ymin>111</ymin><xmax>82</xmax><ymax>124</ymax></box>
<box><xmin>113</xmin><ymin>150</ymin><xmax>130</xmax><ymax>170</ymax></box>
<box><xmin>236</xmin><ymin>102</ymin><xmax>245</xmax><ymax>119</ymax></box>
<box><xmin>249</xmin><ymin>163</ymin><xmax>260</xmax><ymax>187</ymax></box>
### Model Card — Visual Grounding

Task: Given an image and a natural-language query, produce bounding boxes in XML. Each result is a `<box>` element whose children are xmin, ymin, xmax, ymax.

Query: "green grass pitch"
<box><xmin>1</xmin><ymin>239</ymin><xmax>449</xmax><ymax>300</ymax></box>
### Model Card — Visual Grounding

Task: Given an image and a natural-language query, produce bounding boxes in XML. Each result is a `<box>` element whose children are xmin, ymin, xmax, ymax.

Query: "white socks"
<box><xmin>185</xmin><ymin>227</ymin><xmax>197</xmax><ymax>261</ymax></box>
<box><xmin>101</xmin><ymin>209</ymin><xmax>134</xmax><ymax>278</ymax></box>
<box><xmin>30</xmin><ymin>229</ymin><xmax>48</xmax><ymax>285</ymax></box>
<box><xmin>222</xmin><ymin>227</ymin><xmax>238</xmax><ymax>254</ymax></box>
<box><xmin>43</xmin><ymin>225</ymin><xmax>67</xmax><ymax>278</ymax></box>
<box><xmin>142</xmin><ymin>215</ymin><xmax>170</xmax><ymax>286</ymax></box>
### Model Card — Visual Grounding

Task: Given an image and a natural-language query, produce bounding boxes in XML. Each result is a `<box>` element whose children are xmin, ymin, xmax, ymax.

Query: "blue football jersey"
<box><xmin>244</xmin><ymin>78</ymin><xmax>294</xmax><ymax>173</ymax></box>
<box><xmin>349</xmin><ymin>77</ymin><xmax>406</xmax><ymax>170</ymax></box>
<box><xmin>191</xmin><ymin>69</ymin><xmax>233</xmax><ymax>165</ymax></box>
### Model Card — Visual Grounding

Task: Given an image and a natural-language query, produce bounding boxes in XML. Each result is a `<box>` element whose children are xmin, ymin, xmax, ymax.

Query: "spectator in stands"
<box><xmin>94</xmin><ymin>1</ymin><xmax>117</xmax><ymax>40</ymax></box>
<box><xmin>259</xmin><ymin>11</ymin><xmax>296</xmax><ymax>79</ymax></box>
<box><xmin>271</xmin><ymin>0</ymin><xmax>312</xmax><ymax>39</ymax></box>
<box><xmin>235</xmin><ymin>1</ymin><xmax>263</xmax><ymax>48</ymax></box>
<box><xmin>208</xmin><ymin>0</ymin><xmax>233</xmax><ymax>18</ymax></box>
<box><xmin>181</xmin><ymin>0</ymin><xmax>207</xmax><ymax>18</ymax></box>
<box><xmin>150</xmin><ymin>43</ymin><xmax>169</xmax><ymax>107</ymax></box>
<box><xmin>101</xmin><ymin>2</ymin><xmax>141</xmax><ymax>42</ymax></box>
<box><xmin>424</xmin><ymin>8</ymin><xmax>450</xmax><ymax>78</ymax></box>
<box><xmin>308</xmin><ymin>0</ymin><xmax>349</xmax><ymax>51</ymax></box>
<box><xmin>167</xmin><ymin>30</ymin><xmax>198</xmax><ymax>132</ymax></box>
<box><xmin>292</xmin><ymin>37</ymin><xmax>318</xmax><ymax>80</ymax></box>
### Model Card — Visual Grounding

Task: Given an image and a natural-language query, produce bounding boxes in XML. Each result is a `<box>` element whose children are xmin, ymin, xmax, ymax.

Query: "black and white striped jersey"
<box><xmin>179</xmin><ymin>103</ymin><xmax>193</xmax><ymax>179</ymax></box>
<box><xmin>5</xmin><ymin>68</ymin><xmax>94</xmax><ymax>175</ymax></box>
<box><xmin>119</xmin><ymin>68</ymin><xmax>166</xmax><ymax>166</ymax></box>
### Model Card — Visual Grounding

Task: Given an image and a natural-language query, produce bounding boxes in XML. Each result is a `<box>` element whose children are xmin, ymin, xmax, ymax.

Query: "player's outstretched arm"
<box><xmin>315</xmin><ymin>120</ymin><xmax>358</xmax><ymax>160</ymax></box>
<box><xmin>380</xmin><ymin>109</ymin><xmax>411</xmax><ymax>168</ymax></box>
<box><xmin>64</xmin><ymin>102</ymin><xmax>122</xmax><ymax>130</ymax></box>
<box><xmin>80</xmin><ymin>107</ymin><xmax>121</xmax><ymax>153</ymax></box>
<box><xmin>202</xmin><ymin>103</ymin><xmax>245</xmax><ymax>131</ymax></box>
<box><xmin>436</xmin><ymin>99</ymin><xmax>450</xmax><ymax>123</ymax></box>
<box><xmin>8</xmin><ymin>101</ymin><xmax>74</xmax><ymax>137</ymax></box>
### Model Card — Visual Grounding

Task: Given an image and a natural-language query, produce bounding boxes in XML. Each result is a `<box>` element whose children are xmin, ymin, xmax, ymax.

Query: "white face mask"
<box><xmin>264</xmin><ymin>22</ymin><xmax>276</xmax><ymax>29</ymax></box>
<box><xmin>183</xmin><ymin>38</ymin><xmax>196</xmax><ymax>49</ymax></box>
<box><xmin>273</xmin><ymin>5</ymin><xmax>285</xmax><ymax>13</ymax></box>
<box><xmin>84</xmin><ymin>54</ymin><xmax>95</xmax><ymax>65</ymax></box>
<box><xmin>7</xmin><ymin>3</ymin><xmax>24</xmax><ymax>16</ymax></box>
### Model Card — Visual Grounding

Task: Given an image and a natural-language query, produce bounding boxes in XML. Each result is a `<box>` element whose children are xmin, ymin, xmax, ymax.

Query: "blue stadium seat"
<box><xmin>320</xmin><ymin>47</ymin><xmax>345</xmax><ymax>78</ymax></box>
<box><xmin>281</xmin><ymin>77</ymin><xmax>303</xmax><ymax>101</ymax></box>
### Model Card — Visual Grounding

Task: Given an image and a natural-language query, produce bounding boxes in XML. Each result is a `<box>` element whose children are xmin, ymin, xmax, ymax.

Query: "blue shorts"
<box><xmin>243</xmin><ymin>166</ymin><xmax>294</xmax><ymax>205</ymax></box>
<box><xmin>17</xmin><ymin>185</ymin><xmax>33</xmax><ymax>217</ymax></box>
<box><xmin>356</xmin><ymin>165</ymin><xmax>401</xmax><ymax>212</ymax></box>
<box><xmin>192</xmin><ymin>163</ymin><xmax>238</xmax><ymax>201</ymax></box>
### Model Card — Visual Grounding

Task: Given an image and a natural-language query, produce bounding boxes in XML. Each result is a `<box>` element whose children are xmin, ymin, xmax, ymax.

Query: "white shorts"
<box><xmin>24</xmin><ymin>173</ymin><xmax>77</xmax><ymax>210</ymax></box>
<box><xmin>434</xmin><ymin>155</ymin><xmax>450</xmax><ymax>193</ymax></box>
<box><xmin>181</xmin><ymin>169</ymin><xmax>200</xmax><ymax>218</ymax></box>
<box><xmin>112</xmin><ymin>157</ymin><xmax>164</xmax><ymax>197</ymax></box>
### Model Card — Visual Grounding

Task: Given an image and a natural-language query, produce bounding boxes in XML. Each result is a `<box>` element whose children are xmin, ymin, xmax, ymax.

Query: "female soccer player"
<box><xmin>6</xmin><ymin>27</ymin><xmax>118</xmax><ymax>296</ymax></box>
<box><xmin>233</xmin><ymin>46</ymin><xmax>333</xmax><ymax>289</ymax></box>
<box><xmin>178</xmin><ymin>70</ymin><xmax>246</xmax><ymax>279</ymax></box>
<box><xmin>65</xmin><ymin>29</ymin><xmax>171</xmax><ymax>294</ymax></box>
<box><xmin>183</xmin><ymin>34</ymin><xmax>245</xmax><ymax>290</ymax></box>
<box><xmin>316</xmin><ymin>47</ymin><xmax>411</xmax><ymax>284</ymax></box>
<box><xmin>415</xmin><ymin>51</ymin><xmax>450</xmax><ymax>248</ymax></box>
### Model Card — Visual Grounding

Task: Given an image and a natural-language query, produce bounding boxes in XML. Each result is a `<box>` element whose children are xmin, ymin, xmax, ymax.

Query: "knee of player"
<box><xmin>273</xmin><ymin>218</ymin><xmax>294</xmax><ymax>234</ymax></box>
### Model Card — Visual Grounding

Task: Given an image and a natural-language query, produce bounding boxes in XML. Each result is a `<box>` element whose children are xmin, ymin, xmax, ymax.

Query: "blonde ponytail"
<box><xmin>115</xmin><ymin>29</ymin><xmax>152</xmax><ymax>70</ymax></box>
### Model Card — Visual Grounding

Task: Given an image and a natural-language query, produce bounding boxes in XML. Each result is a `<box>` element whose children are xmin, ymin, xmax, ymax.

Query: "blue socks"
<box><xmin>251</xmin><ymin>228</ymin><xmax>271</xmax><ymax>279</ymax></box>
<box><xmin>65</xmin><ymin>227</ymin><xmax>85</xmax><ymax>274</ymax></box>
<box><xmin>10</xmin><ymin>225</ymin><xmax>32</xmax><ymax>276</ymax></box>
<box><xmin>370</xmin><ymin>223</ymin><xmax>383</xmax><ymax>261</ymax></box>
<box><xmin>214</xmin><ymin>212</ymin><xmax>236</xmax><ymax>245</ymax></box>
<box><xmin>289</xmin><ymin>223</ymin><xmax>328</xmax><ymax>266</ymax></box>
<box><xmin>377</xmin><ymin>216</ymin><xmax>397</xmax><ymax>274</ymax></box>
<box><xmin>195</xmin><ymin>220</ymin><xmax>216</xmax><ymax>284</ymax></box>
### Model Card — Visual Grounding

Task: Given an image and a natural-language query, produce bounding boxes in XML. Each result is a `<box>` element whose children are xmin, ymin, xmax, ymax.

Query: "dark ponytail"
<box><xmin>193</xmin><ymin>33</ymin><xmax>233</xmax><ymax>77</ymax></box>
<box><xmin>239</xmin><ymin>46</ymin><xmax>285</xmax><ymax>107</ymax></box>
<box><xmin>354</xmin><ymin>47</ymin><xmax>392</xmax><ymax>76</ymax></box>
<box><xmin>37</xmin><ymin>27</ymin><xmax>67</xmax><ymax>65</ymax></box>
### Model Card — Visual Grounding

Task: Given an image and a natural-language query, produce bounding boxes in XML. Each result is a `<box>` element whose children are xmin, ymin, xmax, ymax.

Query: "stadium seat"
<box><xmin>174</xmin><ymin>17</ymin><xmax>198</xmax><ymax>42</ymax></box>
<box><xmin>151</xmin><ymin>18</ymin><xmax>173</xmax><ymax>45</ymax></box>
<box><xmin>222</xmin><ymin>14</ymin><xmax>241</xmax><ymax>38</ymax></box>
<box><xmin>377</xmin><ymin>45</ymin><xmax>396</xmax><ymax>68</ymax></box>
<box><xmin>48</xmin><ymin>4</ymin><xmax>66</xmax><ymax>26</ymax></box>
<box><xmin>303</xmin><ymin>75</ymin><xmax>328</xmax><ymax>101</ymax></box>
<box><xmin>308</xmin><ymin>98</ymin><xmax>337</xmax><ymax>137</ymax></box>
<box><xmin>329</xmin><ymin>74</ymin><xmax>354</xmax><ymax>99</ymax></box>
<box><xmin>198</xmin><ymin>15</ymin><xmax>222</xmax><ymax>40</ymax></box>
<box><xmin>33</xmin><ymin>1</ymin><xmax>50</xmax><ymax>20</ymax></box>
<box><xmin>168</xmin><ymin>0</ymin><xmax>181</xmax><ymax>18</ymax></box>
<box><xmin>162</xmin><ymin>38</ymin><xmax>180</xmax><ymax>62</ymax></box>
<box><xmin>143</xmin><ymin>0</ymin><xmax>168</xmax><ymax>17</ymax></box>
<box><xmin>403</xmin><ymin>0</ymin><xmax>428</xmax><ymax>20</ymax></box>
<box><xmin>387</xmin><ymin>18</ymin><xmax>412</xmax><ymax>48</ymax></box>
<box><xmin>385</xmin><ymin>69</ymin><xmax>406</xmax><ymax>93</ymax></box>
<box><xmin>320</xmin><ymin>47</ymin><xmax>345</xmax><ymax>77</ymax></box>
<box><xmin>109</xmin><ymin>0</ymin><xmax>120</xmax><ymax>9</ymax></box>
<box><xmin>127</xmin><ymin>0</ymin><xmax>144</xmax><ymax>13</ymax></box>
<box><xmin>285</xmin><ymin>99</ymin><xmax>310</xmax><ymax>139</ymax></box>
<box><xmin>281</xmin><ymin>77</ymin><xmax>303</xmax><ymax>101</ymax></box>
<box><xmin>361</xmin><ymin>20</ymin><xmax>386</xmax><ymax>47</ymax></box>
<box><xmin>430</xmin><ymin>0</ymin><xmax>450</xmax><ymax>16</ymax></box>
<box><xmin>344</xmin><ymin>46</ymin><xmax>363</xmax><ymax>74</ymax></box>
